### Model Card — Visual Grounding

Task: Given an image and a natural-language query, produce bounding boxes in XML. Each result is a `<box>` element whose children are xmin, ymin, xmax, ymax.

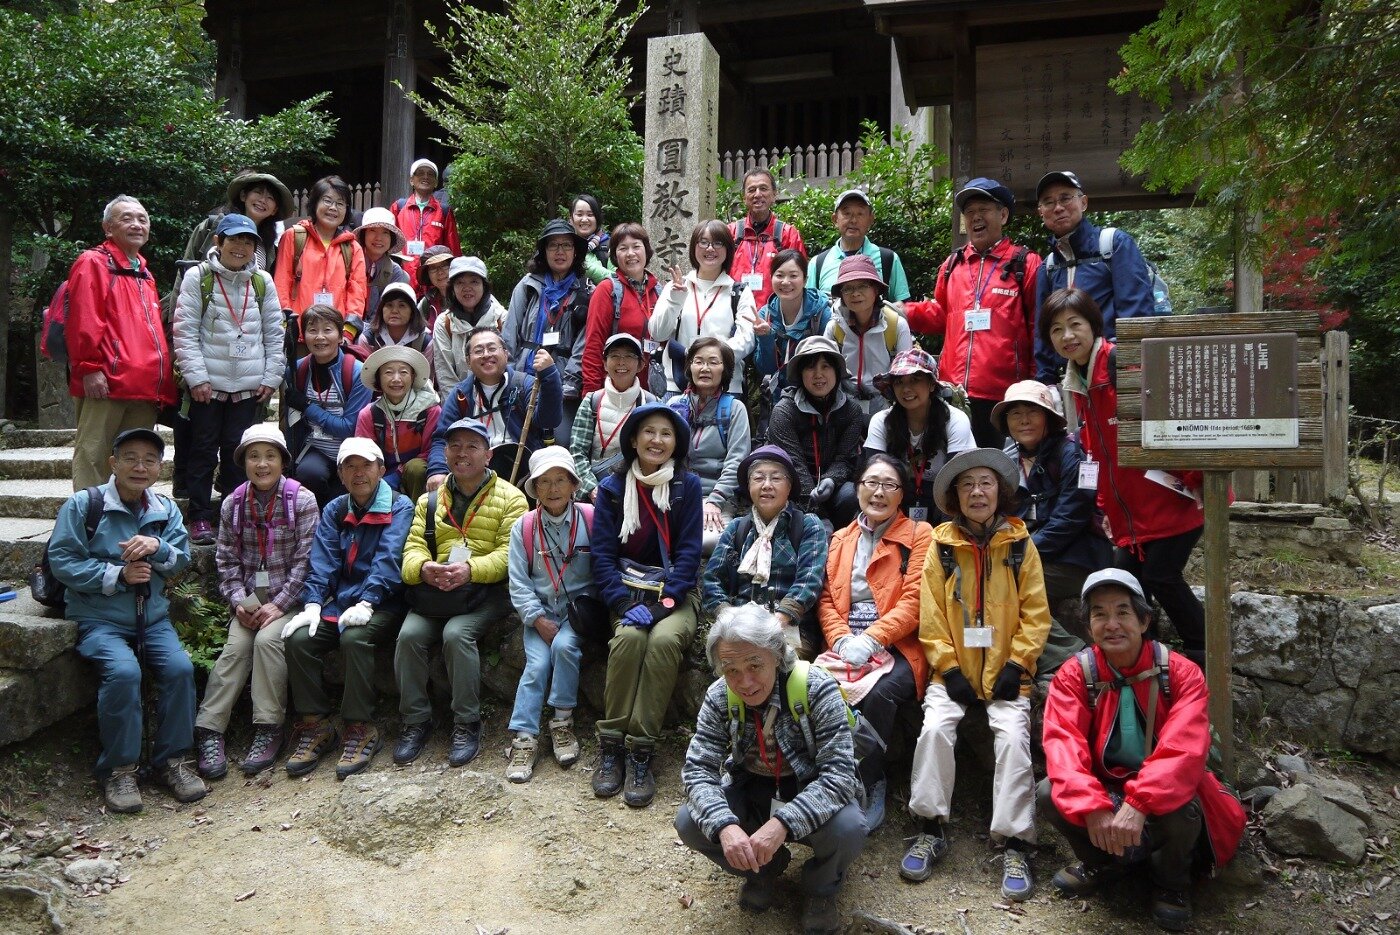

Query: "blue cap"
<box><xmin>214</xmin><ymin>212</ymin><xmax>260</xmax><ymax>243</ymax></box>
<box><xmin>444</xmin><ymin>418</ymin><xmax>491</xmax><ymax>445</ymax></box>
<box><xmin>1036</xmin><ymin>170</ymin><xmax>1085</xmax><ymax>200</ymax></box>
<box><xmin>954</xmin><ymin>177</ymin><xmax>1015</xmax><ymax>212</ymax></box>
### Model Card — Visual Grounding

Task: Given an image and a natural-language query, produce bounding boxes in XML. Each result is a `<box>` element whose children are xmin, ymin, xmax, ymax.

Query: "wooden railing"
<box><xmin>720</xmin><ymin>141</ymin><xmax>867</xmax><ymax>191</ymax></box>
<box><xmin>289</xmin><ymin>182</ymin><xmax>384</xmax><ymax>220</ymax></box>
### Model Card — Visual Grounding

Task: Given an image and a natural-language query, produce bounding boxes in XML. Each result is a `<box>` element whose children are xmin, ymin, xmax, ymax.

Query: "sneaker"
<box><xmin>1050</xmin><ymin>861</ymin><xmax>1122</xmax><ymax>897</ymax></box>
<box><xmin>592</xmin><ymin>738</ymin><xmax>625</xmax><ymax>798</ymax></box>
<box><xmin>240</xmin><ymin>724</ymin><xmax>284</xmax><ymax>775</ymax></box>
<box><xmin>738</xmin><ymin>846</ymin><xmax>790</xmax><ymax>912</ymax></box>
<box><xmin>861</xmin><ymin>779</ymin><xmax>887</xmax><ymax>833</ymax></box>
<box><xmin>506</xmin><ymin>734</ymin><xmax>537</xmax><ymax>783</ymax></box>
<box><xmin>285</xmin><ymin>715</ymin><xmax>337</xmax><ymax>777</ymax></box>
<box><xmin>102</xmin><ymin>764</ymin><xmax>143</xmax><ymax>814</ymax></box>
<box><xmin>899</xmin><ymin>831</ymin><xmax>949</xmax><ymax>882</ymax></box>
<box><xmin>194</xmin><ymin>726</ymin><xmax>227</xmax><ymax>780</ymax></box>
<box><xmin>393</xmin><ymin>721</ymin><xmax>432</xmax><ymax>765</ymax></box>
<box><xmin>447</xmin><ymin>722</ymin><xmax>481</xmax><ymax>768</ymax></box>
<box><xmin>336</xmin><ymin>722</ymin><xmax>381</xmax><ymax>779</ymax></box>
<box><xmin>801</xmin><ymin>893</ymin><xmax>841</xmax><ymax>935</ymax></box>
<box><xmin>157</xmin><ymin>757</ymin><xmax>208</xmax><ymax>803</ymax></box>
<box><xmin>189</xmin><ymin>520</ymin><xmax>215</xmax><ymax>545</ymax></box>
<box><xmin>1151</xmin><ymin>886</ymin><xmax>1192</xmax><ymax>931</ymax></box>
<box><xmin>622</xmin><ymin>749</ymin><xmax>655</xmax><ymax>808</ymax></box>
<box><xmin>1001</xmin><ymin>843</ymin><xmax>1035</xmax><ymax>902</ymax></box>
<box><xmin>548</xmin><ymin>716</ymin><xmax>580</xmax><ymax>768</ymax></box>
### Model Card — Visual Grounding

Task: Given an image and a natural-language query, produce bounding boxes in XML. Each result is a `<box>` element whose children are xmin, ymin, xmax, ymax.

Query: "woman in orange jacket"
<box><xmin>818</xmin><ymin>453</ymin><xmax>933</xmax><ymax>830</ymax></box>
<box><xmin>272</xmin><ymin>176</ymin><xmax>368</xmax><ymax>330</ymax></box>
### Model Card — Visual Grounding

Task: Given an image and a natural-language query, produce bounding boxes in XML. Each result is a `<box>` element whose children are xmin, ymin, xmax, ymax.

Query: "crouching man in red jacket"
<box><xmin>1039</xmin><ymin>568</ymin><xmax>1245</xmax><ymax>932</ymax></box>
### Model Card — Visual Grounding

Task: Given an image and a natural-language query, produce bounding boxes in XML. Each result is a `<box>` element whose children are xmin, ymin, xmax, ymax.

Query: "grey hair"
<box><xmin>103</xmin><ymin>195</ymin><xmax>145</xmax><ymax>224</ymax></box>
<box><xmin>705</xmin><ymin>602</ymin><xmax>797</xmax><ymax>674</ymax></box>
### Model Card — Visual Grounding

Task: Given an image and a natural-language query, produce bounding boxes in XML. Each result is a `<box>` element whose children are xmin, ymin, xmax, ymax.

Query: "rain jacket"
<box><xmin>272</xmin><ymin>220</ymin><xmax>368</xmax><ymax>317</ymax></box>
<box><xmin>426</xmin><ymin>366</ymin><xmax>563</xmax><ymax>475</ymax></box>
<box><xmin>727</xmin><ymin>214</ymin><xmax>807</xmax><ymax>308</ymax></box>
<box><xmin>301</xmin><ymin>479</ymin><xmax>413</xmax><ymax>620</ymax></box>
<box><xmin>752</xmin><ymin>288</ymin><xmax>832</xmax><ymax>401</ymax></box>
<box><xmin>353</xmin><ymin>387</ymin><xmax>442</xmax><ymax>479</ymax></box>
<box><xmin>580</xmin><ymin>272</ymin><xmax>663</xmax><ymax>394</ymax></box>
<box><xmin>1003</xmin><ymin>432</ymin><xmax>1113</xmax><ymax>571</ymax></box>
<box><xmin>503</xmin><ymin>273</ymin><xmax>593</xmax><ymax>401</ymax></box>
<box><xmin>823</xmin><ymin>300</ymin><xmax>913</xmax><ymax>413</ymax></box>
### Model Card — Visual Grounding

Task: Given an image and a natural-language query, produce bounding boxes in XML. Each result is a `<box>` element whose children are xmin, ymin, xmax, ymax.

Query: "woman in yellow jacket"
<box><xmin>393</xmin><ymin>418</ymin><xmax>528</xmax><ymax>769</ymax></box>
<box><xmin>901</xmin><ymin>448</ymin><xmax>1050</xmax><ymax>904</ymax></box>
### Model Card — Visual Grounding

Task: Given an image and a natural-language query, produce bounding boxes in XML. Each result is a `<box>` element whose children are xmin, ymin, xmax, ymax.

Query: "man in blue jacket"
<box><xmin>1033</xmin><ymin>171</ymin><xmax>1158</xmax><ymax>382</ymax></box>
<box><xmin>280</xmin><ymin>436</ymin><xmax>414</xmax><ymax>779</ymax></box>
<box><xmin>426</xmin><ymin>326</ymin><xmax>563</xmax><ymax>492</ymax></box>
<box><xmin>50</xmin><ymin>428</ymin><xmax>203</xmax><ymax>813</ymax></box>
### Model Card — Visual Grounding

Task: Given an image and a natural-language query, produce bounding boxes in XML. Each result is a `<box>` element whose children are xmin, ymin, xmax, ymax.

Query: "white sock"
<box><xmin>552</xmin><ymin>708</ymin><xmax>573</xmax><ymax>722</ymax></box>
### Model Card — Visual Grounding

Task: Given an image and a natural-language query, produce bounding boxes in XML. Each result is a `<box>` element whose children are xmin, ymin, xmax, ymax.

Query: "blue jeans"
<box><xmin>507</xmin><ymin>617</ymin><xmax>583</xmax><ymax>735</ymax></box>
<box><xmin>74</xmin><ymin>617</ymin><xmax>196</xmax><ymax>777</ymax></box>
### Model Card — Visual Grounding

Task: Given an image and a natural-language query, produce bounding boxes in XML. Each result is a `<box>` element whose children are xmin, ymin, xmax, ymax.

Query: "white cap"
<box><xmin>336</xmin><ymin>436</ymin><xmax>385</xmax><ymax>466</ymax></box>
<box><xmin>834</xmin><ymin>188</ymin><xmax>872</xmax><ymax>209</ymax></box>
<box><xmin>410</xmin><ymin>158</ymin><xmax>439</xmax><ymax>179</ymax></box>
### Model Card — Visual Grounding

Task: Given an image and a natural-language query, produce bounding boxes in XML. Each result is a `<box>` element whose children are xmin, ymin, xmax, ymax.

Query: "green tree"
<box><xmin>0</xmin><ymin>0</ymin><xmax>334</xmax><ymax>418</ymax></box>
<box><xmin>413</xmin><ymin>0</ymin><xmax>645</xmax><ymax>284</ymax></box>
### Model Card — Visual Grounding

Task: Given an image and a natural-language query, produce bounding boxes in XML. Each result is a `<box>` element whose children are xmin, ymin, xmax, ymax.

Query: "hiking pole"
<box><xmin>134</xmin><ymin>581</ymin><xmax>154</xmax><ymax>776</ymax></box>
<box><xmin>509</xmin><ymin>361</ymin><xmax>542</xmax><ymax>487</ymax></box>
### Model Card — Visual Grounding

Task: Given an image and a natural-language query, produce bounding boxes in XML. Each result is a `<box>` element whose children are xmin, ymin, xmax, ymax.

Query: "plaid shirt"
<box><xmin>702</xmin><ymin>507</ymin><xmax>828</xmax><ymax>620</ymax></box>
<box><xmin>215</xmin><ymin>479</ymin><xmax>321</xmax><ymax>611</ymax></box>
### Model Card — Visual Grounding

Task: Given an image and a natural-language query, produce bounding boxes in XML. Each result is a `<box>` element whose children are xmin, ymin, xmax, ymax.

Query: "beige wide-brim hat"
<box><xmin>523</xmin><ymin>446</ymin><xmax>581</xmax><ymax>499</ymax></box>
<box><xmin>361</xmin><ymin>345</ymin><xmax>431</xmax><ymax>391</ymax></box>
<box><xmin>990</xmin><ymin>379</ymin><xmax>1067</xmax><ymax>435</ymax></box>
<box><xmin>355</xmin><ymin>206</ymin><xmax>406</xmax><ymax>254</ymax></box>
<box><xmin>931</xmin><ymin>447</ymin><xmax>1018</xmax><ymax>517</ymax></box>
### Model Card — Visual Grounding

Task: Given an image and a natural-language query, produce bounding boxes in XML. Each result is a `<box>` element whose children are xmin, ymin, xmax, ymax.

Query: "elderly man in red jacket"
<box><xmin>66</xmin><ymin>195</ymin><xmax>178</xmax><ymax>490</ymax></box>
<box><xmin>1039</xmin><ymin>568</ymin><xmax>1245</xmax><ymax>932</ymax></box>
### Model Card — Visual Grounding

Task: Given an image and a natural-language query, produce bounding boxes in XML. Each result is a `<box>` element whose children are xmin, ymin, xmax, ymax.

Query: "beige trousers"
<box><xmin>195</xmin><ymin>609</ymin><xmax>297</xmax><ymax>732</ymax></box>
<box><xmin>73</xmin><ymin>397</ymin><xmax>158</xmax><ymax>490</ymax></box>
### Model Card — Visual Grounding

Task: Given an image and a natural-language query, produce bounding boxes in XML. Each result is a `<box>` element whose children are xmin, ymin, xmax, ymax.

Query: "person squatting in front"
<box><xmin>903</xmin><ymin>448</ymin><xmax>1051</xmax><ymax>901</ymax></box>
<box><xmin>675</xmin><ymin>603</ymin><xmax>866</xmax><ymax>935</ymax></box>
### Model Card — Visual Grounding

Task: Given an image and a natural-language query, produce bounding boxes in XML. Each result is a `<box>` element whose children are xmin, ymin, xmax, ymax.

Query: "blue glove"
<box><xmin>621</xmin><ymin>604</ymin><xmax>655</xmax><ymax>628</ymax></box>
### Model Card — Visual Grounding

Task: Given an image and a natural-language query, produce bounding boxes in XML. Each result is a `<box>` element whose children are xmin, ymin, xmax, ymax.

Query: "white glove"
<box><xmin>339</xmin><ymin>600</ymin><xmax>373</xmax><ymax>627</ymax></box>
<box><xmin>838</xmin><ymin>633</ymin><xmax>881</xmax><ymax>667</ymax></box>
<box><xmin>810</xmin><ymin>477</ymin><xmax>836</xmax><ymax>504</ymax></box>
<box><xmin>282</xmin><ymin>603</ymin><xmax>321</xmax><ymax>639</ymax></box>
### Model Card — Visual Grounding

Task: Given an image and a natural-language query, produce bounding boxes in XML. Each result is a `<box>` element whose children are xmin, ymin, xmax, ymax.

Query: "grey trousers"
<box><xmin>195</xmin><ymin>610</ymin><xmax>297</xmax><ymax>732</ymax></box>
<box><xmin>395</xmin><ymin>587</ymin><xmax>512</xmax><ymax>726</ymax></box>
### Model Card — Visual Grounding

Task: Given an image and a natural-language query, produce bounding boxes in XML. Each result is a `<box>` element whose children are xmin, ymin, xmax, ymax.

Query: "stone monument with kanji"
<box><xmin>643</xmin><ymin>32</ymin><xmax>719</xmax><ymax>274</ymax></box>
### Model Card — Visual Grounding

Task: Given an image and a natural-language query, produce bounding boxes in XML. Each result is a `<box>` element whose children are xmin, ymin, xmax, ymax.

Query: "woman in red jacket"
<box><xmin>580</xmin><ymin>223</ymin><xmax>662</xmax><ymax>395</ymax></box>
<box><xmin>1041</xmin><ymin>288</ymin><xmax>1206</xmax><ymax>664</ymax></box>
<box><xmin>1040</xmin><ymin>568</ymin><xmax>1245</xmax><ymax>932</ymax></box>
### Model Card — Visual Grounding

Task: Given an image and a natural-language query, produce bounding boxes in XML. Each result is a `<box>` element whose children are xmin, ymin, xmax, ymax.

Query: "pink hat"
<box><xmin>873</xmin><ymin>348</ymin><xmax>939</xmax><ymax>398</ymax></box>
<box><xmin>990</xmin><ymin>379</ymin><xmax>1067</xmax><ymax>434</ymax></box>
<box><xmin>830</xmin><ymin>253</ymin><xmax>886</xmax><ymax>296</ymax></box>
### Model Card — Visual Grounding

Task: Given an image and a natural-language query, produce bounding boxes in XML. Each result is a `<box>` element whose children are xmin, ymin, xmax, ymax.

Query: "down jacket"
<box><xmin>919</xmin><ymin>517</ymin><xmax>1051</xmax><ymax>698</ymax></box>
<box><xmin>173</xmin><ymin>250</ymin><xmax>286</xmax><ymax>393</ymax></box>
<box><xmin>400</xmin><ymin>472</ymin><xmax>528</xmax><ymax>588</ymax></box>
<box><xmin>1043</xmin><ymin>641</ymin><xmax>1246</xmax><ymax>871</ymax></box>
<box><xmin>819</xmin><ymin>512</ymin><xmax>934</xmax><ymax>696</ymax></box>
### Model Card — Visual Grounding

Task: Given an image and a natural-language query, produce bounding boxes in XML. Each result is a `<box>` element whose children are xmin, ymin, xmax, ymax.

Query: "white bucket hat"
<box><xmin>991</xmin><ymin>379</ymin><xmax>1067</xmax><ymax>435</ymax></box>
<box><xmin>523</xmin><ymin>446</ymin><xmax>581</xmax><ymax>499</ymax></box>
<box><xmin>233</xmin><ymin>424</ymin><xmax>291</xmax><ymax>465</ymax></box>
<box><xmin>361</xmin><ymin>345</ymin><xmax>431</xmax><ymax>391</ymax></box>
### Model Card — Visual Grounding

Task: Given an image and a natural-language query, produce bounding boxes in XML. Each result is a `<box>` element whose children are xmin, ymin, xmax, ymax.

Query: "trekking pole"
<box><xmin>134</xmin><ymin>582</ymin><xmax>154</xmax><ymax>775</ymax></box>
<box><xmin>509</xmin><ymin>362</ymin><xmax>542</xmax><ymax>487</ymax></box>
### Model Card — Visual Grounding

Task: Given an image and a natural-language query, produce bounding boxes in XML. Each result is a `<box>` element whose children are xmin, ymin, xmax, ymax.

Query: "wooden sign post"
<box><xmin>1115</xmin><ymin>312</ymin><xmax>1324</xmax><ymax>779</ymax></box>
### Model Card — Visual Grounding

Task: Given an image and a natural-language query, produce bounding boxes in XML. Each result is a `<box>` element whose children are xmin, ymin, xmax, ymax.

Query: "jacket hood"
<box><xmin>932</xmin><ymin>515</ymin><xmax>1029</xmax><ymax>548</ymax></box>
<box><xmin>374</xmin><ymin>384</ymin><xmax>439</xmax><ymax>424</ymax></box>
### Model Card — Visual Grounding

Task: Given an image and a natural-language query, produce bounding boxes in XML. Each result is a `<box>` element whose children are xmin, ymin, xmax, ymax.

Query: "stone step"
<box><xmin>0</xmin><ymin>446</ymin><xmax>174</xmax><ymax>481</ymax></box>
<box><xmin>3</xmin><ymin>426</ymin><xmax>175</xmax><ymax>449</ymax></box>
<box><xmin>0</xmin><ymin>478</ymin><xmax>175</xmax><ymax>520</ymax></box>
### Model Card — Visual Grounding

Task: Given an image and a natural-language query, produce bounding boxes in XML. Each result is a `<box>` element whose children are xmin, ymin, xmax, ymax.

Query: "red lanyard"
<box><xmin>245</xmin><ymin>486</ymin><xmax>277</xmax><ymax>569</ymax></box>
<box><xmin>810</xmin><ymin>417</ymin><xmax>823</xmax><ymax>481</ymax></box>
<box><xmin>909</xmin><ymin>445</ymin><xmax>929</xmax><ymax>495</ymax></box>
<box><xmin>855</xmin><ymin>332</ymin><xmax>866</xmax><ymax>389</ymax></box>
<box><xmin>310</xmin><ymin>362</ymin><xmax>335</xmax><ymax>405</ymax></box>
<box><xmin>536</xmin><ymin>505</ymin><xmax>580</xmax><ymax>594</ymax></box>
<box><xmin>754</xmin><ymin>710</ymin><xmax>783</xmax><ymax>786</ymax></box>
<box><xmin>595</xmin><ymin>399</ymin><xmax>634</xmax><ymax>456</ymax></box>
<box><xmin>215</xmin><ymin>274</ymin><xmax>252</xmax><ymax>331</ymax></box>
<box><xmin>474</xmin><ymin>383</ymin><xmax>503</xmax><ymax>433</ymax></box>
<box><xmin>637</xmin><ymin>481</ymin><xmax>672</xmax><ymax>554</ymax></box>
<box><xmin>445</xmin><ymin>479</ymin><xmax>493</xmax><ymax>539</ymax></box>
<box><xmin>691</xmin><ymin>283</ymin><xmax>724</xmax><ymax>333</ymax></box>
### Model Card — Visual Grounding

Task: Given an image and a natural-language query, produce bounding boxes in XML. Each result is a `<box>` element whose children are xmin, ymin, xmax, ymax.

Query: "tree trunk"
<box><xmin>0</xmin><ymin>208</ymin><xmax>13</xmax><ymax>420</ymax></box>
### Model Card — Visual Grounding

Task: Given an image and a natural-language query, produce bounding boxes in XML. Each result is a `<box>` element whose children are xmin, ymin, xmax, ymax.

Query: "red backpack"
<box><xmin>40</xmin><ymin>249</ymin><xmax>134</xmax><ymax>364</ymax></box>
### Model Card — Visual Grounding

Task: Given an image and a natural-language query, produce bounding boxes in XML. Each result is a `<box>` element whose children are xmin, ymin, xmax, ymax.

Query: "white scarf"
<box><xmin>737</xmin><ymin>508</ymin><xmax>780</xmax><ymax>586</ymax></box>
<box><xmin>620</xmin><ymin>459</ymin><xmax>675</xmax><ymax>542</ymax></box>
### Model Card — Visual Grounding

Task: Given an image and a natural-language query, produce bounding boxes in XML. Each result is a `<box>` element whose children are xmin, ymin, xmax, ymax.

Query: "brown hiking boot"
<box><xmin>336</xmin><ymin>721</ymin><xmax>381</xmax><ymax>780</ymax></box>
<box><xmin>284</xmin><ymin>715</ymin><xmax>337</xmax><ymax>777</ymax></box>
<box><xmin>506</xmin><ymin>733</ymin><xmax>538</xmax><ymax>783</ymax></box>
<box><xmin>102</xmin><ymin>764</ymin><xmax>143</xmax><ymax>814</ymax></box>
<box><xmin>156</xmin><ymin>757</ymin><xmax>208</xmax><ymax>804</ymax></box>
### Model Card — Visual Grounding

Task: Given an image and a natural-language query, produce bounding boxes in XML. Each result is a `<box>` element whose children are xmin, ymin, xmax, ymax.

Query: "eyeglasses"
<box><xmin>470</xmin><ymin>344</ymin><xmax>504</xmax><ymax>356</ymax></box>
<box><xmin>841</xmin><ymin>282</ymin><xmax>875</xmax><ymax>294</ymax></box>
<box><xmin>697</xmin><ymin>240</ymin><xmax>725</xmax><ymax>250</ymax></box>
<box><xmin>116</xmin><ymin>456</ymin><xmax>161</xmax><ymax>469</ymax></box>
<box><xmin>749</xmin><ymin>473</ymin><xmax>789</xmax><ymax>487</ymax></box>
<box><xmin>956</xmin><ymin>478</ymin><xmax>999</xmax><ymax>493</ymax></box>
<box><xmin>318</xmin><ymin>197</ymin><xmax>348</xmax><ymax>211</ymax></box>
<box><xmin>1037</xmin><ymin>193</ymin><xmax>1081</xmax><ymax>211</ymax></box>
<box><xmin>546</xmin><ymin>242</ymin><xmax>574</xmax><ymax>252</ymax></box>
<box><xmin>860</xmin><ymin>478</ymin><xmax>901</xmax><ymax>493</ymax></box>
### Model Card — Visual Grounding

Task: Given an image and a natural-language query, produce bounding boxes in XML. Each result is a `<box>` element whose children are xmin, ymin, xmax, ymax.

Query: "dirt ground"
<box><xmin>1</xmin><ymin>708</ymin><xmax>1397</xmax><ymax>935</ymax></box>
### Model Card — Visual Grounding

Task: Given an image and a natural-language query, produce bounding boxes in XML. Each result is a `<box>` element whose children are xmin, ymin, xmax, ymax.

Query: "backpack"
<box><xmin>940</xmin><ymin>244</ymin><xmax>1033</xmax><ymax>330</ymax></box>
<box><xmin>40</xmin><ymin>250</ymin><xmax>146</xmax><ymax>364</ymax></box>
<box><xmin>370</xmin><ymin>405</ymin><xmax>429</xmax><ymax>456</ymax></box>
<box><xmin>31</xmin><ymin>488</ymin><xmax>172</xmax><ymax>610</ymax></box>
<box><xmin>198</xmin><ymin>263</ymin><xmax>269</xmax><ymax>321</ymax></box>
<box><xmin>519</xmin><ymin>503</ymin><xmax>594</xmax><ymax>575</ymax></box>
<box><xmin>831</xmin><ymin>303</ymin><xmax>901</xmax><ymax>356</ymax></box>
<box><xmin>1044</xmin><ymin>228</ymin><xmax>1172</xmax><ymax>316</ymax></box>
<box><xmin>223</xmin><ymin>478</ymin><xmax>305</xmax><ymax>537</ymax></box>
<box><xmin>936</xmin><ymin>537</ymin><xmax>1027</xmax><ymax>599</ymax></box>
<box><xmin>734</xmin><ymin>217</ymin><xmax>786</xmax><ymax>251</ymax></box>
<box><xmin>295</xmin><ymin>352</ymin><xmax>357</xmax><ymax>400</ymax></box>
<box><xmin>810</xmin><ymin>245</ymin><xmax>894</xmax><ymax>295</ymax></box>
<box><xmin>291</xmin><ymin>226</ymin><xmax>355</xmax><ymax>304</ymax></box>
<box><xmin>724</xmin><ymin>506</ymin><xmax>807</xmax><ymax>597</ymax></box>
<box><xmin>668</xmin><ymin>392</ymin><xmax>734</xmax><ymax>449</ymax></box>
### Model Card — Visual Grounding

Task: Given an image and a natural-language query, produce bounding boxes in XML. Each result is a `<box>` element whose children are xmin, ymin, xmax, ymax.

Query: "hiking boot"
<box><xmin>592</xmin><ymin>737</ymin><xmax>625</xmax><ymax>798</ymax></box>
<box><xmin>899</xmin><ymin>830</ymin><xmax>949</xmax><ymax>882</ymax></box>
<box><xmin>548</xmin><ymin>716</ymin><xmax>580</xmax><ymax>768</ymax></box>
<box><xmin>157</xmin><ymin>757</ymin><xmax>208</xmax><ymax>803</ymax></box>
<box><xmin>801</xmin><ymin>893</ymin><xmax>841</xmax><ymax>935</ymax></box>
<box><xmin>1050</xmin><ymin>860</ymin><xmax>1123</xmax><ymax>897</ymax></box>
<box><xmin>194</xmin><ymin>726</ymin><xmax>227</xmax><ymax>780</ymax></box>
<box><xmin>393</xmin><ymin>721</ymin><xmax>432</xmax><ymax>765</ymax></box>
<box><xmin>336</xmin><ymin>721</ymin><xmax>381</xmax><ymax>779</ymax></box>
<box><xmin>1000</xmin><ymin>842</ymin><xmax>1035</xmax><ymax>902</ymax></box>
<box><xmin>738</xmin><ymin>846</ymin><xmax>790</xmax><ymax>912</ymax></box>
<box><xmin>622</xmin><ymin>748</ymin><xmax>656</xmax><ymax>808</ymax></box>
<box><xmin>189</xmin><ymin>520</ymin><xmax>215</xmax><ymax>545</ymax></box>
<box><xmin>861</xmin><ymin>778</ymin><xmax>887</xmax><ymax>833</ymax></box>
<box><xmin>102</xmin><ymin>764</ymin><xmax>143</xmax><ymax>814</ymax></box>
<box><xmin>1151</xmin><ymin>886</ymin><xmax>1192</xmax><ymax>931</ymax></box>
<box><xmin>447</xmin><ymin>722</ymin><xmax>481</xmax><ymax>768</ymax></box>
<box><xmin>284</xmin><ymin>715</ymin><xmax>337</xmax><ymax>777</ymax></box>
<box><xmin>506</xmin><ymin>734</ymin><xmax>537</xmax><ymax>783</ymax></box>
<box><xmin>240</xmin><ymin>724</ymin><xmax>284</xmax><ymax>775</ymax></box>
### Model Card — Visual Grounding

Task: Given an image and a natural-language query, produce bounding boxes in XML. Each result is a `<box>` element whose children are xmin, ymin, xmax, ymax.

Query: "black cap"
<box><xmin>111</xmin><ymin>427</ymin><xmax>165</xmax><ymax>456</ymax></box>
<box><xmin>1036</xmin><ymin>170</ymin><xmax>1084</xmax><ymax>200</ymax></box>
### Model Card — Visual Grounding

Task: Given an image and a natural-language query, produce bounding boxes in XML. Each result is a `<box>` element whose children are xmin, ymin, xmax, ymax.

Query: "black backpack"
<box><xmin>31</xmin><ymin>488</ymin><xmax>173</xmax><ymax>610</ymax></box>
<box><xmin>724</xmin><ymin>506</ymin><xmax>808</xmax><ymax>598</ymax></box>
